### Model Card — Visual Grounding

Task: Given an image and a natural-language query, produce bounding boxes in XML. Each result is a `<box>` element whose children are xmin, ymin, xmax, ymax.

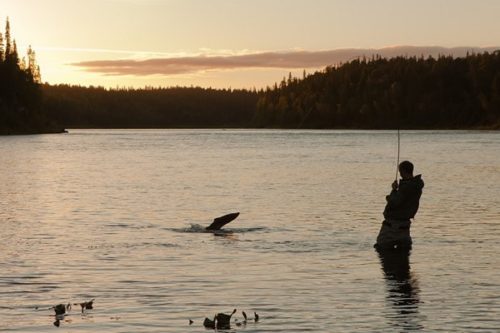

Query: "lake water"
<box><xmin>1</xmin><ymin>129</ymin><xmax>499</xmax><ymax>332</ymax></box>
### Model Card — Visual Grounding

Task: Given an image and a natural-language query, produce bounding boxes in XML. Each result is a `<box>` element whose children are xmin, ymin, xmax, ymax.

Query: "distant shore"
<box><xmin>0</xmin><ymin>127</ymin><xmax>67</xmax><ymax>136</ymax></box>
<box><xmin>2</xmin><ymin>123</ymin><xmax>498</xmax><ymax>136</ymax></box>
<box><xmin>25</xmin><ymin>125</ymin><xmax>500</xmax><ymax>133</ymax></box>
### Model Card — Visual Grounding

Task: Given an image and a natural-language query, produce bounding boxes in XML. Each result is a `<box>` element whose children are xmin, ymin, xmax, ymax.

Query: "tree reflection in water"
<box><xmin>377</xmin><ymin>249</ymin><xmax>423</xmax><ymax>331</ymax></box>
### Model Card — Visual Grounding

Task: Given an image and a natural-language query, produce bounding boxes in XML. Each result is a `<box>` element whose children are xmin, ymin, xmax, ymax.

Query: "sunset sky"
<box><xmin>2</xmin><ymin>0</ymin><xmax>500</xmax><ymax>89</ymax></box>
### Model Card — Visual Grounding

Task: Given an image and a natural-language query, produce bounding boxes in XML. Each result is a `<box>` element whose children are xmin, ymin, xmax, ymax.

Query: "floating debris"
<box><xmin>241</xmin><ymin>311</ymin><xmax>259</xmax><ymax>323</ymax></box>
<box><xmin>73</xmin><ymin>299</ymin><xmax>95</xmax><ymax>313</ymax></box>
<box><xmin>52</xmin><ymin>303</ymin><xmax>71</xmax><ymax>316</ymax></box>
<box><xmin>189</xmin><ymin>319</ymin><xmax>194</xmax><ymax>325</ymax></box>
<box><xmin>49</xmin><ymin>303</ymin><xmax>71</xmax><ymax>327</ymax></box>
<box><xmin>203</xmin><ymin>316</ymin><xmax>216</xmax><ymax>329</ymax></box>
<box><xmin>215</xmin><ymin>309</ymin><xmax>236</xmax><ymax>329</ymax></box>
<box><xmin>236</xmin><ymin>311</ymin><xmax>248</xmax><ymax>326</ymax></box>
<box><xmin>199</xmin><ymin>309</ymin><xmax>259</xmax><ymax>329</ymax></box>
<box><xmin>38</xmin><ymin>299</ymin><xmax>95</xmax><ymax>328</ymax></box>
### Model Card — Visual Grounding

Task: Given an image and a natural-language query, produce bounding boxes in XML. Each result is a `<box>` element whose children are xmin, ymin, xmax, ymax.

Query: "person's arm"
<box><xmin>386</xmin><ymin>180</ymin><xmax>398</xmax><ymax>201</ymax></box>
<box><xmin>386</xmin><ymin>182</ymin><xmax>410</xmax><ymax>208</ymax></box>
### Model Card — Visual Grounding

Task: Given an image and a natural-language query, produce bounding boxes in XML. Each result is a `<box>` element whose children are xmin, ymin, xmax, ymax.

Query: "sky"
<box><xmin>1</xmin><ymin>0</ymin><xmax>500</xmax><ymax>89</ymax></box>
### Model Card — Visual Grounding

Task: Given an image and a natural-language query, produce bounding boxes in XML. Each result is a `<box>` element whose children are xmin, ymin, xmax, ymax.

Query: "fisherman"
<box><xmin>375</xmin><ymin>161</ymin><xmax>424</xmax><ymax>250</ymax></box>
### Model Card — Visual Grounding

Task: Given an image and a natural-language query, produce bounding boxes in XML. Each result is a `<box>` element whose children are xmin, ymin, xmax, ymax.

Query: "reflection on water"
<box><xmin>378</xmin><ymin>249</ymin><xmax>422</xmax><ymax>331</ymax></box>
<box><xmin>1</xmin><ymin>129</ymin><xmax>500</xmax><ymax>332</ymax></box>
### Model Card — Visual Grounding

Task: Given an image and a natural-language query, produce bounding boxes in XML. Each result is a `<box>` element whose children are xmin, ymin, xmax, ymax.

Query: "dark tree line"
<box><xmin>42</xmin><ymin>85</ymin><xmax>259</xmax><ymax>128</ymax></box>
<box><xmin>254</xmin><ymin>52</ymin><xmax>500</xmax><ymax>129</ymax></box>
<box><xmin>43</xmin><ymin>52</ymin><xmax>500</xmax><ymax>130</ymax></box>
<box><xmin>0</xmin><ymin>18</ymin><xmax>58</xmax><ymax>134</ymax></box>
<box><xmin>2</xmin><ymin>18</ymin><xmax>500</xmax><ymax>133</ymax></box>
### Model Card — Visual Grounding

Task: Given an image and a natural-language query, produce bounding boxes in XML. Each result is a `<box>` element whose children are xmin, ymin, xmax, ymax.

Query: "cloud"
<box><xmin>72</xmin><ymin>46</ymin><xmax>499</xmax><ymax>76</ymax></box>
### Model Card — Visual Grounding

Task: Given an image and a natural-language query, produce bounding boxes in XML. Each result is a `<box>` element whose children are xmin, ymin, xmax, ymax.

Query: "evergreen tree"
<box><xmin>27</xmin><ymin>45</ymin><xmax>41</xmax><ymax>82</ymax></box>
<box><xmin>254</xmin><ymin>52</ymin><xmax>500</xmax><ymax>129</ymax></box>
<box><xmin>0</xmin><ymin>17</ymin><xmax>56</xmax><ymax>134</ymax></box>
<box><xmin>4</xmin><ymin>17</ymin><xmax>11</xmax><ymax>60</ymax></box>
<box><xmin>0</xmin><ymin>32</ymin><xmax>4</xmax><ymax>61</ymax></box>
<box><xmin>11</xmin><ymin>39</ymin><xmax>19</xmax><ymax>65</ymax></box>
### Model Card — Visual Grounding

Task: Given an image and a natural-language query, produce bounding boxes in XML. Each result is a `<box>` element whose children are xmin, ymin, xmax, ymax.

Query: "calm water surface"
<box><xmin>1</xmin><ymin>129</ymin><xmax>499</xmax><ymax>332</ymax></box>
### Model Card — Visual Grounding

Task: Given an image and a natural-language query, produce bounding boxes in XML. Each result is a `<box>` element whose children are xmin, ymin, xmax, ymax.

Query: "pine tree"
<box><xmin>0</xmin><ymin>32</ymin><xmax>4</xmax><ymax>61</ymax></box>
<box><xmin>35</xmin><ymin>65</ymin><xmax>41</xmax><ymax>83</ymax></box>
<box><xmin>0</xmin><ymin>16</ymin><xmax>51</xmax><ymax>134</ymax></box>
<box><xmin>4</xmin><ymin>17</ymin><xmax>11</xmax><ymax>58</ymax></box>
<box><xmin>27</xmin><ymin>45</ymin><xmax>41</xmax><ymax>82</ymax></box>
<box><xmin>11</xmin><ymin>39</ymin><xmax>19</xmax><ymax>65</ymax></box>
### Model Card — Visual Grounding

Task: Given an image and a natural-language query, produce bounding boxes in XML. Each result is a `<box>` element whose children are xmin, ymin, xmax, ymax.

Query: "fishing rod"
<box><xmin>395</xmin><ymin>127</ymin><xmax>400</xmax><ymax>181</ymax></box>
<box><xmin>392</xmin><ymin>81</ymin><xmax>401</xmax><ymax>182</ymax></box>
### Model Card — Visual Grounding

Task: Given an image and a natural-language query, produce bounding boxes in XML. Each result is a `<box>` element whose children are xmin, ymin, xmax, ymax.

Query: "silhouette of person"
<box><xmin>375</xmin><ymin>161</ymin><xmax>424</xmax><ymax>250</ymax></box>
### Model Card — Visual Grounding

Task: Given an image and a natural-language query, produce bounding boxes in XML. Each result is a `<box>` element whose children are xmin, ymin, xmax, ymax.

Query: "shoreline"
<box><xmin>1</xmin><ymin>125</ymin><xmax>498</xmax><ymax>136</ymax></box>
<box><xmin>0</xmin><ymin>128</ymin><xmax>67</xmax><ymax>136</ymax></box>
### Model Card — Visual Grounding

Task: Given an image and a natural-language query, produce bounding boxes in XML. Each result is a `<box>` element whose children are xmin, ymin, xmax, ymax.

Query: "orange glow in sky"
<box><xmin>1</xmin><ymin>0</ymin><xmax>500</xmax><ymax>89</ymax></box>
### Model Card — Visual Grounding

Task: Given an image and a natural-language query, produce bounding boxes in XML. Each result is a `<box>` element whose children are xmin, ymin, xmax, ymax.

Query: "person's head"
<box><xmin>399</xmin><ymin>160</ymin><xmax>414</xmax><ymax>179</ymax></box>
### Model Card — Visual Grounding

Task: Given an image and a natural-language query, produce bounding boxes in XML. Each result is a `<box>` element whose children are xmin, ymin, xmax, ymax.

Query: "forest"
<box><xmin>41</xmin><ymin>85</ymin><xmax>259</xmax><ymax>128</ymax></box>
<box><xmin>254</xmin><ymin>52</ymin><xmax>500</xmax><ymax>129</ymax></box>
<box><xmin>41</xmin><ymin>52</ymin><xmax>500</xmax><ymax>130</ymax></box>
<box><xmin>0</xmin><ymin>18</ymin><xmax>61</xmax><ymax>134</ymax></box>
<box><xmin>1</xmin><ymin>16</ymin><xmax>499</xmax><ymax>133</ymax></box>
